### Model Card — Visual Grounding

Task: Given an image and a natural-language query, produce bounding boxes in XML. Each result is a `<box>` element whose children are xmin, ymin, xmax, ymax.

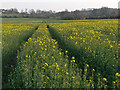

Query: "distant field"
<box><xmin>2</xmin><ymin>18</ymin><xmax>120</xmax><ymax>88</ymax></box>
<box><xmin>2</xmin><ymin>18</ymin><xmax>116</xmax><ymax>24</ymax></box>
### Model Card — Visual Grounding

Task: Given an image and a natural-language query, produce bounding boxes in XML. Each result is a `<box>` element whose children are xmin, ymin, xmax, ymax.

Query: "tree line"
<box><xmin>0</xmin><ymin>7</ymin><xmax>119</xmax><ymax>19</ymax></box>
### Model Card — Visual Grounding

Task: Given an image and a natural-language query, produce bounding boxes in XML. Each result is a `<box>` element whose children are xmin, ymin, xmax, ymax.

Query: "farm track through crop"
<box><xmin>47</xmin><ymin>25</ymin><xmax>72</xmax><ymax>64</ymax></box>
<box><xmin>47</xmin><ymin>25</ymin><xmax>102</xmax><ymax>87</ymax></box>
<box><xmin>48</xmin><ymin>25</ymin><xmax>91</xmax><ymax>69</ymax></box>
<box><xmin>2</xmin><ymin>25</ymin><xmax>39</xmax><ymax>88</ymax></box>
<box><xmin>48</xmin><ymin>25</ymin><xmax>97</xmax><ymax>69</ymax></box>
<box><xmin>47</xmin><ymin>24</ymin><xmax>119</xmax><ymax>87</ymax></box>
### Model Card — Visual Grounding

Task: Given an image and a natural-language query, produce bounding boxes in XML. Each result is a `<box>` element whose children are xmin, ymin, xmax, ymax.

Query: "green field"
<box><xmin>2</xmin><ymin>18</ymin><xmax>120</xmax><ymax>88</ymax></box>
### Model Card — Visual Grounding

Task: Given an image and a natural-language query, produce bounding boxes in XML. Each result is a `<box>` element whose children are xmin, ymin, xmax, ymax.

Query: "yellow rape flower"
<box><xmin>65</xmin><ymin>50</ymin><xmax>68</xmax><ymax>54</ymax></box>
<box><xmin>55</xmin><ymin>41</ymin><xmax>58</xmax><ymax>44</ymax></box>
<box><xmin>75</xmin><ymin>42</ymin><xmax>78</xmax><ymax>45</ymax></box>
<box><xmin>26</xmin><ymin>55</ymin><xmax>28</xmax><ymax>58</ymax></box>
<box><xmin>42</xmin><ymin>75</ymin><xmax>45</xmax><ymax>77</ymax></box>
<box><xmin>89</xmin><ymin>80</ymin><xmax>92</xmax><ymax>82</ymax></box>
<box><xmin>83</xmin><ymin>40</ymin><xmax>85</xmax><ymax>42</ymax></box>
<box><xmin>93</xmin><ymin>69</ymin><xmax>95</xmax><ymax>72</ymax></box>
<box><xmin>86</xmin><ymin>64</ymin><xmax>89</xmax><ymax>67</ymax></box>
<box><xmin>64</xmin><ymin>64</ymin><xmax>67</xmax><ymax>67</ymax></box>
<box><xmin>47</xmin><ymin>77</ymin><xmax>49</xmax><ymax>79</ymax></box>
<box><xmin>72</xmin><ymin>56</ymin><xmax>75</xmax><ymax>59</ymax></box>
<box><xmin>113</xmin><ymin>81</ymin><xmax>115</xmax><ymax>84</ymax></box>
<box><xmin>85</xmin><ymin>69</ymin><xmax>87</xmax><ymax>71</ymax></box>
<box><xmin>116</xmin><ymin>73</ymin><xmax>119</xmax><ymax>76</ymax></box>
<box><xmin>42</xmin><ymin>67</ymin><xmax>45</xmax><ymax>69</ymax></box>
<box><xmin>110</xmin><ymin>45</ymin><xmax>113</xmax><ymax>48</ymax></box>
<box><xmin>71</xmin><ymin>60</ymin><xmax>75</xmax><ymax>63</ymax></box>
<box><xmin>66</xmin><ymin>72</ymin><xmax>69</xmax><ymax>75</ymax></box>
<box><xmin>57</xmin><ymin>68</ymin><xmax>59</xmax><ymax>70</ymax></box>
<box><xmin>43</xmin><ymin>82</ymin><xmax>46</xmax><ymax>84</ymax></box>
<box><xmin>53</xmin><ymin>46</ymin><xmax>55</xmax><ymax>48</ymax></box>
<box><xmin>45</xmin><ymin>63</ymin><xmax>48</xmax><ymax>66</ymax></box>
<box><xmin>72</xmin><ymin>76</ymin><xmax>75</xmax><ymax>79</ymax></box>
<box><xmin>103</xmin><ymin>78</ymin><xmax>107</xmax><ymax>81</ymax></box>
<box><xmin>59</xmin><ymin>52</ymin><xmax>62</xmax><ymax>55</ymax></box>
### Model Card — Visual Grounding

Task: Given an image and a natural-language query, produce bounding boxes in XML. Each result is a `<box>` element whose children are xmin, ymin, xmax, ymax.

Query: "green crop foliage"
<box><xmin>49</xmin><ymin>20</ymin><xmax>119</xmax><ymax>87</ymax></box>
<box><xmin>2</xmin><ymin>19</ymin><xmax>120</xmax><ymax>88</ymax></box>
<box><xmin>2</xmin><ymin>23</ymin><xmax>39</xmax><ymax>88</ymax></box>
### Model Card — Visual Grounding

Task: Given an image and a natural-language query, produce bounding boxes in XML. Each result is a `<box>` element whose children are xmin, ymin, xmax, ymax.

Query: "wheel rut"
<box><xmin>2</xmin><ymin>25</ymin><xmax>39</xmax><ymax>88</ymax></box>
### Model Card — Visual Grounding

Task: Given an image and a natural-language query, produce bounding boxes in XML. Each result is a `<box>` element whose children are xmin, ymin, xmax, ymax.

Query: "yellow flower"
<box><xmin>72</xmin><ymin>76</ymin><xmax>75</xmax><ymax>79</ymax></box>
<box><xmin>45</xmin><ymin>63</ymin><xmax>48</xmax><ymax>66</ymax></box>
<box><xmin>70</xmin><ymin>36</ymin><xmax>73</xmax><ymax>39</ymax></box>
<box><xmin>42</xmin><ymin>75</ymin><xmax>45</xmax><ymax>77</ymax></box>
<box><xmin>55</xmin><ymin>41</ymin><xmax>58</xmax><ymax>44</ymax></box>
<box><xmin>86</xmin><ymin>64</ymin><xmax>89</xmax><ymax>67</ymax></box>
<box><xmin>71</xmin><ymin>60</ymin><xmax>75</xmax><ymax>63</ymax></box>
<box><xmin>47</xmin><ymin>77</ymin><xmax>49</xmax><ymax>79</ymax></box>
<box><xmin>55</xmin><ymin>63</ymin><xmax>58</xmax><ymax>65</ymax></box>
<box><xmin>66</xmin><ymin>72</ymin><xmax>69</xmax><ymax>75</ymax></box>
<box><xmin>53</xmin><ymin>46</ymin><xmax>55</xmax><ymax>48</ymax></box>
<box><xmin>93</xmin><ymin>69</ymin><xmax>95</xmax><ymax>72</ymax></box>
<box><xmin>83</xmin><ymin>40</ymin><xmax>85</xmax><ymax>42</ymax></box>
<box><xmin>110</xmin><ymin>45</ymin><xmax>113</xmax><ymax>48</ymax></box>
<box><xmin>34</xmin><ymin>52</ymin><xmax>37</xmax><ymax>55</ymax></box>
<box><xmin>72</xmin><ymin>56</ymin><xmax>75</xmax><ymax>59</ymax></box>
<box><xmin>73</xmin><ymin>60</ymin><xmax>75</xmax><ymax>62</ymax></box>
<box><xmin>52</xmin><ymin>56</ymin><xmax>54</xmax><ymax>59</ymax></box>
<box><xmin>26</xmin><ymin>55</ymin><xmax>28</xmax><ymax>58</ymax></box>
<box><xmin>113</xmin><ymin>81</ymin><xmax>115</xmax><ymax>84</ymax></box>
<box><xmin>103</xmin><ymin>78</ymin><xmax>107</xmax><ymax>81</ymax></box>
<box><xmin>65</xmin><ymin>50</ymin><xmax>68</xmax><ymax>54</ymax></box>
<box><xmin>118</xmin><ymin>74</ymin><xmax>120</xmax><ymax>77</ymax></box>
<box><xmin>57</xmin><ymin>68</ymin><xmax>59</xmax><ymax>70</ymax></box>
<box><xmin>64</xmin><ymin>64</ymin><xmax>67</xmax><ymax>67</ymax></box>
<box><xmin>59</xmin><ymin>52</ymin><xmax>62</xmax><ymax>55</ymax></box>
<box><xmin>42</xmin><ymin>67</ymin><xmax>45</xmax><ymax>69</ymax></box>
<box><xmin>98</xmin><ymin>37</ymin><xmax>100</xmax><ymax>39</ymax></box>
<box><xmin>45</xmin><ymin>45</ymin><xmax>47</xmax><ymax>47</ymax></box>
<box><xmin>115</xmin><ymin>73</ymin><xmax>119</xmax><ymax>76</ymax></box>
<box><xmin>75</xmin><ymin>42</ymin><xmax>77</xmax><ymax>45</ymax></box>
<box><xmin>85</xmin><ymin>69</ymin><xmax>87</xmax><ymax>71</ymax></box>
<box><xmin>43</xmin><ymin>82</ymin><xmax>46</xmax><ymax>84</ymax></box>
<box><xmin>49</xmin><ymin>66</ymin><xmax>51</xmax><ymax>68</ymax></box>
<box><xmin>40</xmin><ymin>41</ymin><xmax>42</xmax><ymax>43</ymax></box>
<box><xmin>98</xmin><ymin>73</ymin><xmax>100</xmax><ymax>76</ymax></box>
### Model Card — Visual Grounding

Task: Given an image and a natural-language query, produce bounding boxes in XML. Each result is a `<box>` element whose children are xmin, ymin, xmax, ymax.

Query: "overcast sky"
<box><xmin>1</xmin><ymin>0</ymin><xmax>119</xmax><ymax>12</ymax></box>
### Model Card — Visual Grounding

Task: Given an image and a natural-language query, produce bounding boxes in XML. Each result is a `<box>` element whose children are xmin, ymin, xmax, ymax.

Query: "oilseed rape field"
<box><xmin>2</xmin><ymin>18</ymin><xmax>120</xmax><ymax>88</ymax></box>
